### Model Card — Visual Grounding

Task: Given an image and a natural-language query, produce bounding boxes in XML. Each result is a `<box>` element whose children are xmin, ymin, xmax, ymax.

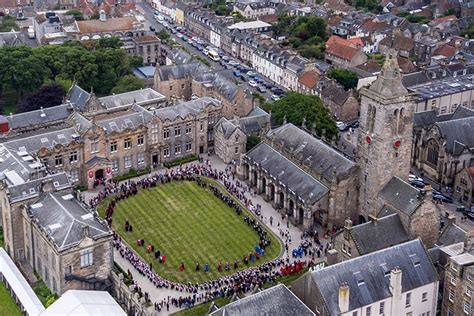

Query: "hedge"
<box><xmin>163</xmin><ymin>154</ymin><xmax>198</xmax><ymax>168</ymax></box>
<box><xmin>114</xmin><ymin>167</ymin><xmax>151</xmax><ymax>182</ymax></box>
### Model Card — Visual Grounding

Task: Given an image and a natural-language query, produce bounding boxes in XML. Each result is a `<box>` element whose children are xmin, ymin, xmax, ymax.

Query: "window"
<box><xmin>64</xmin><ymin>265</ymin><xmax>72</xmax><ymax>276</ymax></box>
<box><xmin>110</xmin><ymin>141</ymin><xmax>117</xmax><ymax>153</ymax></box>
<box><xmin>174</xmin><ymin>126</ymin><xmax>181</xmax><ymax>137</ymax></box>
<box><xmin>55</xmin><ymin>155</ymin><xmax>63</xmax><ymax>167</ymax></box>
<box><xmin>151</xmin><ymin>123</ymin><xmax>159</xmax><ymax>144</ymax></box>
<box><xmin>208</xmin><ymin>114</ymin><xmax>215</xmax><ymax>124</ymax></box>
<box><xmin>163</xmin><ymin>147</ymin><xmax>170</xmax><ymax>158</ymax></box>
<box><xmin>69</xmin><ymin>170</ymin><xmax>79</xmax><ymax>182</ymax></box>
<box><xmin>451</xmin><ymin>276</ymin><xmax>457</xmax><ymax>285</ymax></box>
<box><xmin>112</xmin><ymin>159</ymin><xmax>119</xmax><ymax>172</ymax></box>
<box><xmin>174</xmin><ymin>144</ymin><xmax>181</xmax><ymax>155</ymax></box>
<box><xmin>466</xmin><ymin>286</ymin><xmax>472</xmax><ymax>297</ymax></box>
<box><xmin>69</xmin><ymin>151</ymin><xmax>78</xmax><ymax>163</ymax></box>
<box><xmin>448</xmin><ymin>289</ymin><xmax>455</xmax><ymax>302</ymax></box>
<box><xmin>353</xmin><ymin>312</ymin><xmax>358</xmax><ymax>316</ymax></box>
<box><xmin>422</xmin><ymin>292</ymin><xmax>427</xmax><ymax>302</ymax></box>
<box><xmin>426</xmin><ymin>139</ymin><xmax>439</xmax><ymax>166</ymax></box>
<box><xmin>235</xmin><ymin>146</ymin><xmax>239</xmax><ymax>154</ymax></box>
<box><xmin>80</xmin><ymin>249</ymin><xmax>93</xmax><ymax>267</ymax></box>
<box><xmin>406</xmin><ymin>313</ymin><xmax>412</xmax><ymax>316</ymax></box>
<box><xmin>200</xmin><ymin>121</ymin><xmax>204</xmax><ymax>131</ymax></box>
<box><xmin>137</xmin><ymin>135</ymin><xmax>144</xmax><ymax>146</ymax></box>
<box><xmin>405</xmin><ymin>292</ymin><xmax>411</xmax><ymax>307</ymax></box>
<box><xmin>379</xmin><ymin>302</ymin><xmax>384</xmax><ymax>314</ymax></box>
<box><xmin>91</xmin><ymin>141</ymin><xmax>99</xmax><ymax>153</ymax></box>
<box><xmin>137</xmin><ymin>153</ymin><xmax>145</xmax><ymax>165</ymax></box>
<box><xmin>366</xmin><ymin>306</ymin><xmax>371</xmax><ymax>316</ymax></box>
<box><xmin>163</xmin><ymin>128</ymin><xmax>170</xmax><ymax>139</ymax></box>
<box><xmin>186</xmin><ymin>123</ymin><xmax>192</xmax><ymax>134</ymax></box>
<box><xmin>124</xmin><ymin>156</ymin><xmax>132</xmax><ymax>169</ymax></box>
<box><xmin>464</xmin><ymin>301</ymin><xmax>471</xmax><ymax>314</ymax></box>
<box><xmin>186</xmin><ymin>142</ymin><xmax>192</xmax><ymax>152</ymax></box>
<box><xmin>124</xmin><ymin>138</ymin><xmax>132</xmax><ymax>150</ymax></box>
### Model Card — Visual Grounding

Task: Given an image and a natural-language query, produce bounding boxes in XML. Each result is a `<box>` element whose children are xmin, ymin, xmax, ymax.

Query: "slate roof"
<box><xmin>437</xmin><ymin>223</ymin><xmax>467</xmax><ymax>247</ymax></box>
<box><xmin>209</xmin><ymin>284</ymin><xmax>315</xmax><ymax>316</ymax></box>
<box><xmin>99</xmin><ymin>88</ymin><xmax>165</xmax><ymax>110</ymax></box>
<box><xmin>27</xmin><ymin>192</ymin><xmax>111</xmax><ymax>251</ymax></box>
<box><xmin>413</xmin><ymin>110</ymin><xmax>439</xmax><ymax>128</ymax></box>
<box><xmin>349</xmin><ymin>213</ymin><xmax>410</xmax><ymax>255</ymax></box>
<box><xmin>154</xmin><ymin>97</ymin><xmax>221</xmax><ymax>121</ymax></box>
<box><xmin>166</xmin><ymin>48</ymin><xmax>192</xmax><ymax>65</ymax></box>
<box><xmin>5</xmin><ymin>104</ymin><xmax>72</xmax><ymax>130</ymax></box>
<box><xmin>7</xmin><ymin>173</ymin><xmax>71</xmax><ymax>202</ymax></box>
<box><xmin>320</xmin><ymin>81</ymin><xmax>350</xmax><ymax>106</ymax></box>
<box><xmin>157</xmin><ymin>61</ymin><xmax>205</xmax><ymax>81</ymax></box>
<box><xmin>0</xmin><ymin>31</ymin><xmax>26</xmax><ymax>47</ymax></box>
<box><xmin>96</xmin><ymin>111</ymin><xmax>148</xmax><ymax>134</ymax></box>
<box><xmin>267</xmin><ymin>124</ymin><xmax>356</xmax><ymax>181</ymax></box>
<box><xmin>312</xmin><ymin>239</ymin><xmax>437</xmax><ymax>315</ymax></box>
<box><xmin>436</xmin><ymin>116</ymin><xmax>474</xmax><ymax>154</ymax></box>
<box><xmin>378</xmin><ymin>176</ymin><xmax>422</xmax><ymax>216</ymax></box>
<box><xmin>68</xmin><ymin>84</ymin><xmax>91</xmax><ymax>111</ymax></box>
<box><xmin>246</xmin><ymin>143</ymin><xmax>328</xmax><ymax>204</ymax></box>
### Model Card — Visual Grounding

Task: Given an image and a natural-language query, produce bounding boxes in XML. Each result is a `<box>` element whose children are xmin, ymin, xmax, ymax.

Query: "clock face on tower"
<box><xmin>393</xmin><ymin>140</ymin><xmax>401</xmax><ymax>148</ymax></box>
<box><xmin>366</xmin><ymin>136</ymin><xmax>372</xmax><ymax>144</ymax></box>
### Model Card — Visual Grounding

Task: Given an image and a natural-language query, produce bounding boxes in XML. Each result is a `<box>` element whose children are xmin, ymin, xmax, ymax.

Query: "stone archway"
<box><xmin>359</xmin><ymin>215</ymin><xmax>367</xmax><ymax>224</ymax></box>
<box><xmin>278</xmin><ymin>192</ymin><xmax>285</xmax><ymax>209</ymax></box>
<box><xmin>268</xmin><ymin>183</ymin><xmax>275</xmax><ymax>201</ymax></box>
<box><xmin>95</xmin><ymin>169</ymin><xmax>104</xmax><ymax>180</ymax></box>
<box><xmin>261</xmin><ymin>177</ymin><xmax>267</xmax><ymax>194</ymax></box>
<box><xmin>251</xmin><ymin>170</ymin><xmax>258</xmax><ymax>187</ymax></box>
<box><xmin>299</xmin><ymin>208</ymin><xmax>304</xmax><ymax>225</ymax></box>
<box><xmin>243</xmin><ymin>163</ymin><xmax>250</xmax><ymax>180</ymax></box>
<box><xmin>288</xmin><ymin>199</ymin><xmax>295</xmax><ymax>217</ymax></box>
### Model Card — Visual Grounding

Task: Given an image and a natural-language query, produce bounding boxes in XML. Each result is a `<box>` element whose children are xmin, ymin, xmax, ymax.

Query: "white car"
<box><xmin>249</xmin><ymin>80</ymin><xmax>258</xmax><ymax>87</ymax></box>
<box><xmin>409</xmin><ymin>174</ymin><xmax>424</xmax><ymax>183</ymax></box>
<box><xmin>271</xmin><ymin>95</ymin><xmax>280</xmax><ymax>101</ymax></box>
<box><xmin>157</xmin><ymin>15</ymin><xmax>164</xmax><ymax>21</ymax></box>
<box><xmin>336</xmin><ymin>121</ymin><xmax>347</xmax><ymax>131</ymax></box>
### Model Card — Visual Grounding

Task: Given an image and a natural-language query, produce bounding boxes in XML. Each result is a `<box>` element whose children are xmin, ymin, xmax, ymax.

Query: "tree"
<box><xmin>65</xmin><ymin>9</ymin><xmax>84</xmax><ymax>21</ymax></box>
<box><xmin>17</xmin><ymin>84</ymin><xmax>64</xmax><ymax>113</ymax></box>
<box><xmin>262</xmin><ymin>93</ymin><xmax>338</xmax><ymax>140</ymax></box>
<box><xmin>328</xmin><ymin>69</ymin><xmax>359</xmax><ymax>90</ymax></box>
<box><xmin>111</xmin><ymin>75</ymin><xmax>144</xmax><ymax>94</ymax></box>
<box><xmin>156</xmin><ymin>29</ymin><xmax>170</xmax><ymax>41</ymax></box>
<box><xmin>90</xmin><ymin>11</ymin><xmax>100</xmax><ymax>20</ymax></box>
<box><xmin>246</xmin><ymin>134</ymin><xmax>261</xmax><ymax>151</ymax></box>
<box><xmin>463</xmin><ymin>22</ymin><xmax>474</xmax><ymax>39</ymax></box>
<box><xmin>129</xmin><ymin>55</ymin><xmax>144</xmax><ymax>68</ymax></box>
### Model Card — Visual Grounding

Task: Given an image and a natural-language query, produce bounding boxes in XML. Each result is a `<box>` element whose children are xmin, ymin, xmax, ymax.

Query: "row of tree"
<box><xmin>0</xmin><ymin>38</ymin><xmax>144</xmax><ymax>98</ymax></box>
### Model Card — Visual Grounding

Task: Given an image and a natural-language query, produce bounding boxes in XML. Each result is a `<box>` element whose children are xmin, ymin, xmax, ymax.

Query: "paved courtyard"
<box><xmin>85</xmin><ymin>155</ymin><xmax>330</xmax><ymax>315</ymax></box>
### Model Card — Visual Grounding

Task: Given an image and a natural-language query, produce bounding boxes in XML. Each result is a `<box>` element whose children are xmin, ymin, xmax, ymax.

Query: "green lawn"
<box><xmin>98</xmin><ymin>180</ymin><xmax>280</xmax><ymax>284</ymax></box>
<box><xmin>0</xmin><ymin>283</ymin><xmax>22</xmax><ymax>316</ymax></box>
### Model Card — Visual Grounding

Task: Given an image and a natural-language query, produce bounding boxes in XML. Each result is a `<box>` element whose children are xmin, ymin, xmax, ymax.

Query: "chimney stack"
<box><xmin>368</xmin><ymin>214</ymin><xmax>378</xmax><ymax>225</ymax></box>
<box><xmin>338</xmin><ymin>283</ymin><xmax>350</xmax><ymax>313</ymax></box>
<box><xmin>390</xmin><ymin>266</ymin><xmax>403</xmax><ymax>315</ymax></box>
<box><xmin>82</xmin><ymin>225</ymin><xmax>90</xmax><ymax>238</ymax></box>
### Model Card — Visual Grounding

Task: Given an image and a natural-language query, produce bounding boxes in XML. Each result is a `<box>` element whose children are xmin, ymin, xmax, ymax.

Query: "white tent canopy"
<box><xmin>41</xmin><ymin>290</ymin><xmax>126</xmax><ymax>316</ymax></box>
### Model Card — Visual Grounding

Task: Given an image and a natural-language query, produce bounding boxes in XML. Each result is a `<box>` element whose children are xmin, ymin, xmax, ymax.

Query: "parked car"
<box><xmin>456</xmin><ymin>205</ymin><xmax>465</xmax><ymax>212</ymax></box>
<box><xmin>257</xmin><ymin>85</ymin><xmax>266</xmax><ymax>93</ymax></box>
<box><xmin>408</xmin><ymin>174</ymin><xmax>424</xmax><ymax>183</ymax></box>
<box><xmin>433</xmin><ymin>194</ymin><xmax>453</xmax><ymax>203</ymax></box>
<box><xmin>149</xmin><ymin>26</ymin><xmax>156</xmax><ymax>32</ymax></box>
<box><xmin>271</xmin><ymin>94</ymin><xmax>280</xmax><ymax>101</ymax></box>
<box><xmin>249</xmin><ymin>80</ymin><xmax>258</xmax><ymax>87</ymax></box>
<box><xmin>233</xmin><ymin>71</ymin><xmax>241</xmax><ymax>77</ymax></box>
<box><xmin>465</xmin><ymin>209</ymin><xmax>474</xmax><ymax>220</ymax></box>
<box><xmin>336</xmin><ymin>121</ymin><xmax>347</xmax><ymax>131</ymax></box>
<box><xmin>409</xmin><ymin>180</ymin><xmax>426</xmax><ymax>188</ymax></box>
<box><xmin>263</xmin><ymin>82</ymin><xmax>273</xmax><ymax>89</ymax></box>
<box><xmin>239</xmin><ymin>74</ymin><xmax>247</xmax><ymax>82</ymax></box>
<box><xmin>272</xmin><ymin>88</ymin><xmax>285</xmax><ymax>95</ymax></box>
<box><xmin>348</xmin><ymin>121</ymin><xmax>359</xmax><ymax>128</ymax></box>
<box><xmin>247</xmin><ymin>71</ymin><xmax>256</xmax><ymax>77</ymax></box>
<box><xmin>228</xmin><ymin>60</ymin><xmax>238</xmax><ymax>66</ymax></box>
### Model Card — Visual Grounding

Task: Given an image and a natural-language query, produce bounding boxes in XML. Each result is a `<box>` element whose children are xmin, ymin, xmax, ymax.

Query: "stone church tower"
<box><xmin>357</xmin><ymin>53</ymin><xmax>416</xmax><ymax>219</ymax></box>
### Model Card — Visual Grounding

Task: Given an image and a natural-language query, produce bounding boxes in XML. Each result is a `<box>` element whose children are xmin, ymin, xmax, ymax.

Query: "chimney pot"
<box><xmin>338</xmin><ymin>283</ymin><xmax>350</xmax><ymax>313</ymax></box>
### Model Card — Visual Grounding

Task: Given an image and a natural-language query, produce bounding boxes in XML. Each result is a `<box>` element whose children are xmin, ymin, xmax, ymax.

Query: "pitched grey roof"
<box><xmin>436</xmin><ymin>116</ymin><xmax>474</xmax><ymax>154</ymax></box>
<box><xmin>27</xmin><ymin>192</ymin><xmax>111</xmax><ymax>251</ymax></box>
<box><xmin>97</xmin><ymin>111</ymin><xmax>148</xmax><ymax>134</ymax></box>
<box><xmin>267</xmin><ymin>124</ymin><xmax>356</xmax><ymax>182</ymax></box>
<box><xmin>349</xmin><ymin>213</ymin><xmax>410</xmax><ymax>255</ymax></box>
<box><xmin>154</xmin><ymin>97</ymin><xmax>221</xmax><ymax>121</ymax></box>
<box><xmin>449</xmin><ymin>105</ymin><xmax>474</xmax><ymax>120</ymax></box>
<box><xmin>413</xmin><ymin>110</ymin><xmax>439</xmax><ymax>129</ymax></box>
<box><xmin>68</xmin><ymin>84</ymin><xmax>91</xmax><ymax>111</ymax></box>
<box><xmin>166</xmin><ymin>48</ymin><xmax>192</xmax><ymax>65</ymax></box>
<box><xmin>378</xmin><ymin>176</ymin><xmax>422</xmax><ymax>216</ymax></box>
<box><xmin>312</xmin><ymin>239</ymin><xmax>437</xmax><ymax>315</ymax></box>
<box><xmin>99</xmin><ymin>88</ymin><xmax>165</xmax><ymax>110</ymax></box>
<box><xmin>157</xmin><ymin>61</ymin><xmax>206</xmax><ymax>81</ymax></box>
<box><xmin>0</xmin><ymin>31</ymin><xmax>26</xmax><ymax>47</ymax></box>
<box><xmin>7</xmin><ymin>173</ymin><xmax>71</xmax><ymax>202</ymax></box>
<box><xmin>5</xmin><ymin>104</ymin><xmax>72</xmax><ymax>130</ymax></box>
<box><xmin>216</xmin><ymin>117</ymin><xmax>238</xmax><ymax>139</ymax></box>
<box><xmin>437</xmin><ymin>223</ymin><xmax>467</xmax><ymax>247</ymax></box>
<box><xmin>210</xmin><ymin>284</ymin><xmax>315</xmax><ymax>316</ymax></box>
<box><xmin>246</xmin><ymin>143</ymin><xmax>328</xmax><ymax>204</ymax></box>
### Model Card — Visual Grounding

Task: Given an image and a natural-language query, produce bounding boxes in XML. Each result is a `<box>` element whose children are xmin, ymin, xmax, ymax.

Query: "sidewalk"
<box><xmin>86</xmin><ymin>155</ymin><xmax>330</xmax><ymax>315</ymax></box>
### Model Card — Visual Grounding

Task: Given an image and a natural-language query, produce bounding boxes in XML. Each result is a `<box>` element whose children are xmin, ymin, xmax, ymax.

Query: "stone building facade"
<box><xmin>454</xmin><ymin>167</ymin><xmax>474</xmax><ymax>206</ymax></box>
<box><xmin>154</xmin><ymin>62</ymin><xmax>253</xmax><ymax>119</ymax></box>
<box><xmin>319</xmin><ymin>80</ymin><xmax>359</xmax><ymax>123</ymax></box>
<box><xmin>357</xmin><ymin>54</ymin><xmax>417</xmax><ymax>219</ymax></box>
<box><xmin>240</xmin><ymin>123</ymin><xmax>359</xmax><ymax>229</ymax></box>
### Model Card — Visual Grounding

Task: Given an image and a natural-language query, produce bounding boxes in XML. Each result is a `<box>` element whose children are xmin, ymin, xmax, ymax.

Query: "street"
<box><xmin>137</xmin><ymin>2</ymin><xmax>282</xmax><ymax>102</ymax></box>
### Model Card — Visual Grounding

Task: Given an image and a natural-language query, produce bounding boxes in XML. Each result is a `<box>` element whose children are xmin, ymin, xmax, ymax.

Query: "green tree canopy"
<box><xmin>111</xmin><ymin>75</ymin><xmax>144</xmax><ymax>94</ymax></box>
<box><xmin>246</xmin><ymin>134</ymin><xmax>261</xmax><ymax>151</ymax></box>
<box><xmin>262</xmin><ymin>93</ymin><xmax>338</xmax><ymax>140</ymax></box>
<box><xmin>65</xmin><ymin>9</ymin><xmax>84</xmax><ymax>21</ymax></box>
<box><xmin>328</xmin><ymin>68</ymin><xmax>359</xmax><ymax>90</ymax></box>
<box><xmin>157</xmin><ymin>29</ymin><xmax>170</xmax><ymax>41</ymax></box>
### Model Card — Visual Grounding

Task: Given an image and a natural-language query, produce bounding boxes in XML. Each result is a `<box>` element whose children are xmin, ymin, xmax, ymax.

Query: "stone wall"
<box><xmin>110</xmin><ymin>270</ymin><xmax>155</xmax><ymax>316</ymax></box>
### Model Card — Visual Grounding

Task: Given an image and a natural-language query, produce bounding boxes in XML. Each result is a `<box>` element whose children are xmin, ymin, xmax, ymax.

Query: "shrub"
<box><xmin>163</xmin><ymin>154</ymin><xmax>198</xmax><ymax>168</ymax></box>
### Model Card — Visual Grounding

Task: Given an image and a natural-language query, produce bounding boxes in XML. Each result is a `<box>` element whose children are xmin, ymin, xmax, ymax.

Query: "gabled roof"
<box><xmin>209</xmin><ymin>284</ymin><xmax>315</xmax><ymax>316</ymax></box>
<box><xmin>312</xmin><ymin>239</ymin><xmax>437</xmax><ymax>315</ymax></box>
<box><xmin>437</xmin><ymin>223</ymin><xmax>468</xmax><ymax>247</ymax></box>
<box><xmin>436</xmin><ymin>116</ymin><xmax>474</xmax><ymax>154</ymax></box>
<box><xmin>267</xmin><ymin>123</ymin><xmax>356</xmax><ymax>181</ymax></box>
<box><xmin>326</xmin><ymin>42</ymin><xmax>361</xmax><ymax>61</ymax></box>
<box><xmin>27</xmin><ymin>192</ymin><xmax>111</xmax><ymax>251</ymax></box>
<box><xmin>5</xmin><ymin>104</ymin><xmax>72</xmax><ymax>130</ymax></box>
<box><xmin>68</xmin><ymin>84</ymin><xmax>91</xmax><ymax>111</ymax></box>
<box><xmin>76</xmin><ymin>16</ymin><xmax>138</xmax><ymax>33</ymax></box>
<box><xmin>348</xmin><ymin>213</ymin><xmax>410</xmax><ymax>255</ymax></box>
<box><xmin>433</xmin><ymin>43</ymin><xmax>456</xmax><ymax>58</ymax></box>
<box><xmin>154</xmin><ymin>97</ymin><xmax>221</xmax><ymax>121</ymax></box>
<box><xmin>378</xmin><ymin>176</ymin><xmax>422</xmax><ymax>216</ymax></box>
<box><xmin>298</xmin><ymin>71</ymin><xmax>320</xmax><ymax>89</ymax></box>
<box><xmin>99</xmin><ymin>88</ymin><xmax>165</xmax><ymax>110</ymax></box>
<box><xmin>246</xmin><ymin>143</ymin><xmax>328</xmax><ymax>204</ymax></box>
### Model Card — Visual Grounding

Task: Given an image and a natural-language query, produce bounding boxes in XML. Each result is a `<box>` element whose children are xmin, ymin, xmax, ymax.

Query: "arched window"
<box><xmin>398</xmin><ymin>108</ymin><xmax>404</xmax><ymax>133</ymax></box>
<box><xmin>426</xmin><ymin>139</ymin><xmax>439</xmax><ymax>166</ymax></box>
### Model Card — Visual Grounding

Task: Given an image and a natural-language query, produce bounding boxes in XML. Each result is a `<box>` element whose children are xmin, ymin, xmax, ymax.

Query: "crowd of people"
<box><xmin>91</xmin><ymin>160</ymin><xmax>322</xmax><ymax>312</ymax></box>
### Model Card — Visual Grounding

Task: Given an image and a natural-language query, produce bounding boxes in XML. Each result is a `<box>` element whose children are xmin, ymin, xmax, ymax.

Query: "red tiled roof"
<box><xmin>298</xmin><ymin>71</ymin><xmax>320</xmax><ymax>89</ymax></box>
<box><xmin>434</xmin><ymin>43</ymin><xmax>456</xmax><ymax>58</ymax></box>
<box><xmin>360</xmin><ymin>20</ymin><xmax>387</xmax><ymax>32</ymax></box>
<box><xmin>258</xmin><ymin>14</ymin><xmax>278</xmax><ymax>24</ymax></box>
<box><xmin>326</xmin><ymin>35</ymin><xmax>363</xmax><ymax>48</ymax></box>
<box><xmin>327</xmin><ymin>15</ymin><xmax>342</xmax><ymax>27</ymax></box>
<box><xmin>326</xmin><ymin>42</ymin><xmax>361</xmax><ymax>61</ymax></box>
<box><xmin>433</xmin><ymin>15</ymin><xmax>457</xmax><ymax>24</ymax></box>
<box><xmin>0</xmin><ymin>0</ymin><xmax>15</xmax><ymax>9</ymax></box>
